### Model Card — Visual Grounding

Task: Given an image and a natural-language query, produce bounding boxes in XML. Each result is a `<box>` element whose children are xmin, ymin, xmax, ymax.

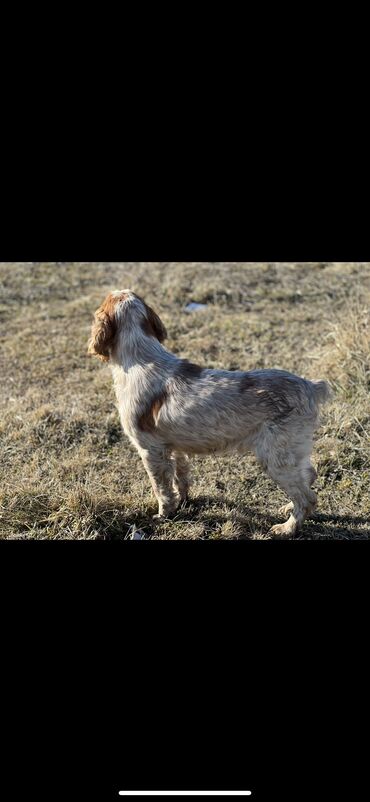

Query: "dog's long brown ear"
<box><xmin>87</xmin><ymin>304</ymin><xmax>117</xmax><ymax>361</ymax></box>
<box><xmin>142</xmin><ymin>302</ymin><xmax>167</xmax><ymax>342</ymax></box>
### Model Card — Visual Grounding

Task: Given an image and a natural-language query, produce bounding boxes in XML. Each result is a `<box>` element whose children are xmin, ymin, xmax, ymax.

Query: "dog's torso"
<box><xmin>113</xmin><ymin>359</ymin><xmax>323</xmax><ymax>456</ymax></box>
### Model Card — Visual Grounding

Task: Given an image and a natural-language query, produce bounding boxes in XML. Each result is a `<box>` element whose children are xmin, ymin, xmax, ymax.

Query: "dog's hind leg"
<box><xmin>279</xmin><ymin>460</ymin><xmax>317</xmax><ymax>518</ymax></box>
<box><xmin>254</xmin><ymin>425</ymin><xmax>318</xmax><ymax>537</ymax></box>
<box><xmin>267</xmin><ymin>464</ymin><xmax>315</xmax><ymax>537</ymax></box>
<box><xmin>267</xmin><ymin>455</ymin><xmax>318</xmax><ymax>536</ymax></box>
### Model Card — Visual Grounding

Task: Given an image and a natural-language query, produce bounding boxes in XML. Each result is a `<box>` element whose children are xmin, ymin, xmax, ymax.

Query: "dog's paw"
<box><xmin>278</xmin><ymin>501</ymin><xmax>294</xmax><ymax>517</ymax></box>
<box><xmin>153</xmin><ymin>508</ymin><xmax>177</xmax><ymax>520</ymax></box>
<box><xmin>268</xmin><ymin>521</ymin><xmax>297</xmax><ymax>538</ymax></box>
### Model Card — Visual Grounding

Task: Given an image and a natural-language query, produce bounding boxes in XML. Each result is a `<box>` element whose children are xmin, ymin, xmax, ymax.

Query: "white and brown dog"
<box><xmin>88</xmin><ymin>290</ymin><xmax>331</xmax><ymax>536</ymax></box>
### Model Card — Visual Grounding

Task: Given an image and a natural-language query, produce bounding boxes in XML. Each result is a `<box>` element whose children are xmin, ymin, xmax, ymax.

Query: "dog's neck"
<box><xmin>110</xmin><ymin>330</ymin><xmax>177</xmax><ymax>396</ymax></box>
<box><xmin>115</xmin><ymin>329</ymin><xmax>175</xmax><ymax>370</ymax></box>
<box><xmin>110</xmin><ymin>331</ymin><xmax>177</xmax><ymax>425</ymax></box>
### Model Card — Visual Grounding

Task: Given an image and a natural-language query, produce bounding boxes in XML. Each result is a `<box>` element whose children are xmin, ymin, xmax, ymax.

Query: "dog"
<box><xmin>88</xmin><ymin>289</ymin><xmax>331</xmax><ymax>536</ymax></box>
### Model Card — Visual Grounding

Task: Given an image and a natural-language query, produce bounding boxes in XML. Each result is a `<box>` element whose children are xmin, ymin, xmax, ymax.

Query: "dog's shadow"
<box><xmin>301</xmin><ymin>512</ymin><xmax>370</xmax><ymax>540</ymax></box>
<box><xmin>95</xmin><ymin>493</ymin><xmax>370</xmax><ymax>540</ymax></box>
<box><xmin>172</xmin><ymin>495</ymin><xmax>370</xmax><ymax>540</ymax></box>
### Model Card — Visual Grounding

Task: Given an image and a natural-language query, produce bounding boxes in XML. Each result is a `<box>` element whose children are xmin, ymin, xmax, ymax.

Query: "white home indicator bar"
<box><xmin>118</xmin><ymin>791</ymin><xmax>252</xmax><ymax>796</ymax></box>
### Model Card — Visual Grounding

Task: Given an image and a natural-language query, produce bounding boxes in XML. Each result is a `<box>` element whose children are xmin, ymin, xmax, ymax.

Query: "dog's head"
<box><xmin>87</xmin><ymin>290</ymin><xmax>167</xmax><ymax>362</ymax></box>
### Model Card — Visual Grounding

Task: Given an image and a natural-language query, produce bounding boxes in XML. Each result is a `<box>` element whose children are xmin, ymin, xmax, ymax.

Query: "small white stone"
<box><xmin>131</xmin><ymin>529</ymin><xmax>147</xmax><ymax>540</ymax></box>
<box><xmin>185</xmin><ymin>302</ymin><xmax>208</xmax><ymax>313</ymax></box>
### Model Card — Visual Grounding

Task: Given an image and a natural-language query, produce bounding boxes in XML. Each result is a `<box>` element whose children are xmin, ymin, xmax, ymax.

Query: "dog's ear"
<box><xmin>142</xmin><ymin>302</ymin><xmax>167</xmax><ymax>343</ymax></box>
<box><xmin>87</xmin><ymin>304</ymin><xmax>117</xmax><ymax>361</ymax></box>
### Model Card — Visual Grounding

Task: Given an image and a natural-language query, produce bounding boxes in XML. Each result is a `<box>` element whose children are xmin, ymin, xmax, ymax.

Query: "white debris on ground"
<box><xmin>185</xmin><ymin>302</ymin><xmax>208</xmax><ymax>313</ymax></box>
<box><xmin>130</xmin><ymin>529</ymin><xmax>147</xmax><ymax>540</ymax></box>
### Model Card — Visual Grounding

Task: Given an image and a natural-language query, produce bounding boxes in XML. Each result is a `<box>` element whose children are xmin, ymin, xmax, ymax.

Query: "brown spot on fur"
<box><xmin>239</xmin><ymin>374</ymin><xmax>293</xmax><ymax>417</ymax></box>
<box><xmin>174</xmin><ymin>360</ymin><xmax>203</xmax><ymax>381</ymax></box>
<box><xmin>239</xmin><ymin>374</ymin><xmax>259</xmax><ymax>391</ymax></box>
<box><xmin>87</xmin><ymin>292</ymin><xmax>125</xmax><ymax>361</ymax></box>
<box><xmin>138</xmin><ymin>389</ymin><xmax>168</xmax><ymax>431</ymax></box>
<box><xmin>137</xmin><ymin>296</ymin><xmax>167</xmax><ymax>342</ymax></box>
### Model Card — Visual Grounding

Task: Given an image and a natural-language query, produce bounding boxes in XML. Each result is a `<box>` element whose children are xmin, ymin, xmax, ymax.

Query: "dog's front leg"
<box><xmin>139</xmin><ymin>445</ymin><xmax>179</xmax><ymax>519</ymax></box>
<box><xmin>173</xmin><ymin>451</ymin><xmax>190</xmax><ymax>503</ymax></box>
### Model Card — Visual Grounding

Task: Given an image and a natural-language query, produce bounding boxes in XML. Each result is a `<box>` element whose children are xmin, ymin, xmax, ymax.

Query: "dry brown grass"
<box><xmin>1</xmin><ymin>262</ymin><xmax>369</xmax><ymax>539</ymax></box>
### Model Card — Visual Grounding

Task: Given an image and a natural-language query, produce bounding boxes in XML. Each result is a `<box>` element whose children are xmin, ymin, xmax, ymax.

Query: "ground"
<box><xmin>0</xmin><ymin>262</ymin><xmax>369</xmax><ymax>539</ymax></box>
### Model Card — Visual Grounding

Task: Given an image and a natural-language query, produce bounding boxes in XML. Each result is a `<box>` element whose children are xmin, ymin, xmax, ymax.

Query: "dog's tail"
<box><xmin>311</xmin><ymin>379</ymin><xmax>332</xmax><ymax>406</ymax></box>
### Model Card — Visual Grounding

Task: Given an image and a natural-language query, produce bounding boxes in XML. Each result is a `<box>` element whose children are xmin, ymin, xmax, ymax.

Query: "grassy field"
<box><xmin>0</xmin><ymin>262</ymin><xmax>369</xmax><ymax>539</ymax></box>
